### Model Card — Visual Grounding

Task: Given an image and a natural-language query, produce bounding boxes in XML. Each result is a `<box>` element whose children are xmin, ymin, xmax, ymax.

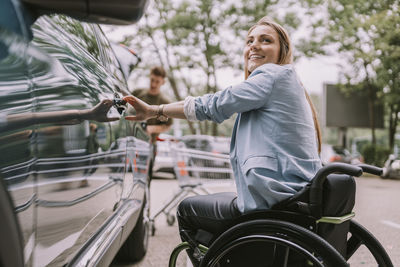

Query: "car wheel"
<box><xmin>0</xmin><ymin>179</ymin><xmax>24</xmax><ymax>267</ymax></box>
<box><xmin>115</xmin><ymin>197</ymin><xmax>149</xmax><ymax>263</ymax></box>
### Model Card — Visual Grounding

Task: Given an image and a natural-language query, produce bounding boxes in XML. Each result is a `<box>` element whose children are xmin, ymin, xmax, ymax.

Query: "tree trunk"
<box><xmin>367</xmin><ymin>90</ymin><xmax>376</xmax><ymax>146</ymax></box>
<box><xmin>167</xmin><ymin>76</ymin><xmax>196</xmax><ymax>134</ymax></box>
<box><xmin>388</xmin><ymin>104</ymin><xmax>399</xmax><ymax>152</ymax></box>
<box><xmin>364</xmin><ymin>63</ymin><xmax>376</xmax><ymax>146</ymax></box>
<box><xmin>212</xmin><ymin>122</ymin><xmax>218</xmax><ymax>136</ymax></box>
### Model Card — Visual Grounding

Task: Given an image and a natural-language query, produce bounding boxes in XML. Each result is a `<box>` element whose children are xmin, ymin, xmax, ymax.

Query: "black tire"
<box><xmin>200</xmin><ymin>219</ymin><xmax>348</xmax><ymax>267</ymax></box>
<box><xmin>347</xmin><ymin>220</ymin><xmax>393</xmax><ymax>267</ymax></box>
<box><xmin>115</xmin><ymin>197</ymin><xmax>149</xmax><ymax>263</ymax></box>
<box><xmin>0</xmin><ymin>178</ymin><xmax>24</xmax><ymax>267</ymax></box>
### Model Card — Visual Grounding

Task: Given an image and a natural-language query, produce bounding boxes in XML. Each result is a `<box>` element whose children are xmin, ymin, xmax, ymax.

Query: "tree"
<box><xmin>298</xmin><ymin>0</ymin><xmax>400</xmax><ymax>148</ymax></box>
<box><xmin>110</xmin><ymin>0</ymin><xmax>301</xmax><ymax>136</ymax></box>
<box><xmin>372</xmin><ymin>9</ymin><xmax>400</xmax><ymax>150</ymax></box>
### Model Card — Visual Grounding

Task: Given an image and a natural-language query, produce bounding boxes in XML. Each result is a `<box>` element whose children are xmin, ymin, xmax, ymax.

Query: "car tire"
<box><xmin>115</xmin><ymin>197</ymin><xmax>149</xmax><ymax>263</ymax></box>
<box><xmin>0</xmin><ymin>179</ymin><xmax>24</xmax><ymax>267</ymax></box>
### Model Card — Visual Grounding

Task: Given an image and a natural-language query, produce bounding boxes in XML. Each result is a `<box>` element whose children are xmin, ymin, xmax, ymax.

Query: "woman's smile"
<box><xmin>244</xmin><ymin>25</ymin><xmax>280</xmax><ymax>73</ymax></box>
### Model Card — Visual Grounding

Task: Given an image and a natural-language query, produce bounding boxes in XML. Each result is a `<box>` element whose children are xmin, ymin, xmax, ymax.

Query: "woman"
<box><xmin>123</xmin><ymin>16</ymin><xmax>322</xmax><ymax>264</ymax></box>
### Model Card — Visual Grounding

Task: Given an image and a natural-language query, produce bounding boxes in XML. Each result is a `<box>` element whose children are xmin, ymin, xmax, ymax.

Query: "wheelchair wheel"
<box><xmin>200</xmin><ymin>219</ymin><xmax>348</xmax><ymax>267</ymax></box>
<box><xmin>347</xmin><ymin>220</ymin><xmax>393</xmax><ymax>267</ymax></box>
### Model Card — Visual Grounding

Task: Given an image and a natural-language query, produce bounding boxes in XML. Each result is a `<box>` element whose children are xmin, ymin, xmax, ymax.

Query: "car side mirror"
<box><xmin>23</xmin><ymin>0</ymin><xmax>148</xmax><ymax>24</ymax></box>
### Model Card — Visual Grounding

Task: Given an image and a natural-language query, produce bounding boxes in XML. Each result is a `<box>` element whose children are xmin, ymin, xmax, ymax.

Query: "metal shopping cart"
<box><xmin>149</xmin><ymin>143</ymin><xmax>234</xmax><ymax>235</ymax></box>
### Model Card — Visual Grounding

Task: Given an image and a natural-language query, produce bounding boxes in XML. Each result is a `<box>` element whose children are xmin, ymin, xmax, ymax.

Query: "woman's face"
<box><xmin>244</xmin><ymin>25</ymin><xmax>281</xmax><ymax>73</ymax></box>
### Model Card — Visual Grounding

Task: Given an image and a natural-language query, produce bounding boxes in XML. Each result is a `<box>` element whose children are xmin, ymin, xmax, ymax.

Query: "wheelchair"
<box><xmin>169</xmin><ymin>162</ymin><xmax>394</xmax><ymax>267</ymax></box>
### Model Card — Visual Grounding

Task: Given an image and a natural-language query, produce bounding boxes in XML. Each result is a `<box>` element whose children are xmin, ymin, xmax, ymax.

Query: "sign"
<box><xmin>323</xmin><ymin>83</ymin><xmax>384</xmax><ymax>128</ymax></box>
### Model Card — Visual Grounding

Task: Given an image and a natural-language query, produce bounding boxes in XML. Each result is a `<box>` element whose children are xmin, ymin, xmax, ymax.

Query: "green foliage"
<box><xmin>116</xmin><ymin>0</ymin><xmax>302</xmax><ymax>135</ymax></box>
<box><xmin>299</xmin><ymin>0</ymin><xmax>400</xmax><ymax>148</ymax></box>
<box><xmin>361</xmin><ymin>144</ymin><xmax>391</xmax><ymax>167</ymax></box>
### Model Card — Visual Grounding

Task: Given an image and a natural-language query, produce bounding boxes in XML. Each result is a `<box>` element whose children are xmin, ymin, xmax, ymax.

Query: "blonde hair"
<box><xmin>245</xmin><ymin>17</ymin><xmax>322</xmax><ymax>153</ymax></box>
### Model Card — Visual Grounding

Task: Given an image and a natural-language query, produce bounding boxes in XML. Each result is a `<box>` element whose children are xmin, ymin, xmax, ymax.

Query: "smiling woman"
<box><xmin>122</xmin><ymin>16</ymin><xmax>322</xmax><ymax>266</ymax></box>
<box><xmin>244</xmin><ymin>25</ymin><xmax>281</xmax><ymax>73</ymax></box>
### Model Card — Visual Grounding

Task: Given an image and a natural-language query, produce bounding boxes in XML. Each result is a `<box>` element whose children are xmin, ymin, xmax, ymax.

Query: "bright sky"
<box><xmin>215</xmin><ymin>56</ymin><xmax>340</xmax><ymax>96</ymax></box>
<box><xmin>294</xmin><ymin>57</ymin><xmax>340</xmax><ymax>95</ymax></box>
<box><xmin>103</xmin><ymin>3</ymin><xmax>342</xmax><ymax>97</ymax></box>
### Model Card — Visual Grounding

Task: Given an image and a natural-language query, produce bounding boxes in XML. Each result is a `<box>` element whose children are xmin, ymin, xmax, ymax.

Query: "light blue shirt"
<box><xmin>192</xmin><ymin>63</ymin><xmax>322</xmax><ymax>213</ymax></box>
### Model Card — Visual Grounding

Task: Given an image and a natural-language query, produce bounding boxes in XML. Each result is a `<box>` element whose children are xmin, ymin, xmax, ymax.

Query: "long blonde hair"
<box><xmin>245</xmin><ymin>17</ymin><xmax>322</xmax><ymax>153</ymax></box>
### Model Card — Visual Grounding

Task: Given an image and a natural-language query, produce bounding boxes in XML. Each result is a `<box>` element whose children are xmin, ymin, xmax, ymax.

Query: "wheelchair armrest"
<box><xmin>358</xmin><ymin>164</ymin><xmax>383</xmax><ymax>176</ymax></box>
<box><xmin>309</xmin><ymin>163</ymin><xmax>363</xmax><ymax>218</ymax></box>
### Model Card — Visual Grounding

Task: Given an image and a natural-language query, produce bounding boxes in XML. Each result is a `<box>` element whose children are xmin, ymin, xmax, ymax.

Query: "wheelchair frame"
<box><xmin>168</xmin><ymin>163</ymin><xmax>394</xmax><ymax>267</ymax></box>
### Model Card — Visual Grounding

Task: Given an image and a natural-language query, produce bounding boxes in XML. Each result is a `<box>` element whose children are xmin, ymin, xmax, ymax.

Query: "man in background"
<box><xmin>132</xmin><ymin>66</ymin><xmax>173</xmax><ymax>179</ymax></box>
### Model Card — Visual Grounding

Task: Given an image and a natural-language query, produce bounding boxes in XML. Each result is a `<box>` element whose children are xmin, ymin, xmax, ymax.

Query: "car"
<box><xmin>151</xmin><ymin>134</ymin><xmax>181</xmax><ymax>178</ymax></box>
<box><xmin>382</xmin><ymin>154</ymin><xmax>400</xmax><ymax>179</ymax></box>
<box><xmin>179</xmin><ymin>135</ymin><xmax>232</xmax><ymax>179</ymax></box>
<box><xmin>0</xmin><ymin>1</ymin><xmax>151</xmax><ymax>266</ymax></box>
<box><xmin>320</xmin><ymin>144</ymin><xmax>362</xmax><ymax>166</ymax></box>
<box><xmin>180</xmin><ymin>135</ymin><xmax>230</xmax><ymax>154</ymax></box>
<box><xmin>110</xmin><ymin>43</ymin><xmax>141</xmax><ymax>81</ymax></box>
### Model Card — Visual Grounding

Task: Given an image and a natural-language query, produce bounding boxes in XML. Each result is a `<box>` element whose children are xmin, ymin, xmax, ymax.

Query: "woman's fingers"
<box><xmin>123</xmin><ymin>95</ymin><xmax>150</xmax><ymax>121</ymax></box>
<box><xmin>123</xmin><ymin>96</ymin><xmax>136</xmax><ymax>105</ymax></box>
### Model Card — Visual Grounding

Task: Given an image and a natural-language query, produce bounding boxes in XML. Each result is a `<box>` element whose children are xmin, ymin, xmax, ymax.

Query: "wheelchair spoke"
<box><xmin>271</xmin><ymin>244</ymin><xmax>290</xmax><ymax>266</ymax></box>
<box><xmin>199</xmin><ymin>219</ymin><xmax>348</xmax><ymax>267</ymax></box>
<box><xmin>207</xmin><ymin>235</ymin><xmax>324</xmax><ymax>267</ymax></box>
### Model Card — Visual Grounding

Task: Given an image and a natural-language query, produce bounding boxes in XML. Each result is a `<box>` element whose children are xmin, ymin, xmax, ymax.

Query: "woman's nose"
<box><xmin>250</xmin><ymin>40</ymin><xmax>260</xmax><ymax>50</ymax></box>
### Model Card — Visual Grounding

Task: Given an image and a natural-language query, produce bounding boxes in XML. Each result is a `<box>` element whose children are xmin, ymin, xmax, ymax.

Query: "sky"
<box><xmin>215</xmin><ymin>56</ymin><xmax>340</xmax><ymax>95</ymax></box>
<box><xmin>104</xmin><ymin>23</ymin><xmax>341</xmax><ymax>97</ymax></box>
<box><xmin>103</xmin><ymin>3</ymin><xmax>342</xmax><ymax>97</ymax></box>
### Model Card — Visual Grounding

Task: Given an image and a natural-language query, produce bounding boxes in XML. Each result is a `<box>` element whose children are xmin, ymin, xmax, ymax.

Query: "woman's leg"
<box><xmin>176</xmin><ymin>192</ymin><xmax>241</xmax><ymax>266</ymax></box>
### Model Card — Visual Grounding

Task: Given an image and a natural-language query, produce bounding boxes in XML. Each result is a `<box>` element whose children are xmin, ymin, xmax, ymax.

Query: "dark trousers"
<box><xmin>177</xmin><ymin>192</ymin><xmax>241</xmax><ymax>266</ymax></box>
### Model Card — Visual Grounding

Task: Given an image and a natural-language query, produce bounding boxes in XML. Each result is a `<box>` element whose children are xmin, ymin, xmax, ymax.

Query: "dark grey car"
<box><xmin>0</xmin><ymin>0</ymin><xmax>151</xmax><ymax>266</ymax></box>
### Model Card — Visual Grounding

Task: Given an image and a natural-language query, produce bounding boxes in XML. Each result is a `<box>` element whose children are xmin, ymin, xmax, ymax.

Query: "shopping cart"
<box><xmin>149</xmin><ymin>143</ymin><xmax>234</xmax><ymax>235</ymax></box>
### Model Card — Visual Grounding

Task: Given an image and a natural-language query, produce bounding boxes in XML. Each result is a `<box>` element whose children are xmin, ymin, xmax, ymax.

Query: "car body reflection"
<box><xmin>0</xmin><ymin>12</ymin><xmax>151</xmax><ymax>267</ymax></box>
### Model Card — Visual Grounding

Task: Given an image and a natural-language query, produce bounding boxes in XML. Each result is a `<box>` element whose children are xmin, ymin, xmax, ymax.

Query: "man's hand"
<box><xmin>123</xmin><ymin>96</ymin><xmax>157</xmax><ymax>121</ymax></box>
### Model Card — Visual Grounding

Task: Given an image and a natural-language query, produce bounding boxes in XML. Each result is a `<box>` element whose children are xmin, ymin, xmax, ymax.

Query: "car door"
<box><xmin>28</xmin><ymin>15</ymin><xmax>124</xmax><ymax>266</ymax></box>
<box><xmin>0</xmin><ymin>2</ymin><xmax>37</xmax><ymax>266</ymax></box>
<box><xmin>92</xmin><ymin>25</ymin><xmax>151</xmax><ymax>203</ymax></box>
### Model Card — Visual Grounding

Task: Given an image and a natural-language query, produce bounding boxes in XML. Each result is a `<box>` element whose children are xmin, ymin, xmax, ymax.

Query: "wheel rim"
<box><xmin>208</xmin><ymin>235</ymin><xmax>324</xmax><ymax>267</ymax></box>
<box><xmin>200</xmin><ymin>219</ymin><xmax>347</xmax><ymax>267</ymax></box>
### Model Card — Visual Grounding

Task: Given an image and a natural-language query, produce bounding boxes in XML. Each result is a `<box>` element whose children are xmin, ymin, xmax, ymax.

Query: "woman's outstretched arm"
<box><xmin>123</xmin><ymin>96</ymin><xmax>187</xmax><ymax>121</ymax></box>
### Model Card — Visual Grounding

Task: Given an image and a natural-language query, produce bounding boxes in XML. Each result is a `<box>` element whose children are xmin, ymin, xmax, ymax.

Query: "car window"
<box><xmin>52</xmin><ymin>16</ymin><xmax>102</xmax><ymax>61</ymax></box>
<box><xmin>31</xmin><ymin>16</ymin><xmax>115</xmax><ymax>99</ymax></box>
<box><xmin>92</xmin><ymin>26</ymin><xmax>128</xmax><ymax>94</ymax></box>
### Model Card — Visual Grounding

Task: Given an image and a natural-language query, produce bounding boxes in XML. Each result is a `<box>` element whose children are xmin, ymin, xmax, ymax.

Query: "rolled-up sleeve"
<box><xmin>194</xmin><ymin>64</ymin><xmax>278</xmax><ymax>123</ymax></box>
<box><xmin>184</xmin><ymin>96</ymin><xmax>198</xmax><ymax>121</ymax></box>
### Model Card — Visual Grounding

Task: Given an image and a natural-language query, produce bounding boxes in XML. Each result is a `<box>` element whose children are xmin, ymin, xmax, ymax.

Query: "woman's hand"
<box><xmin>123</xmin><ymin>96</ymin><xmax>156</xmax><ymax>121</ymax></box>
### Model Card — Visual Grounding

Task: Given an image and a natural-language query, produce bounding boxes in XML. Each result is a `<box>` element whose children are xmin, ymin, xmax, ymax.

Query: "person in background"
<box><xmin>131</xmin><ymin>66</ymin><xmax>173</xmax><ymax>179</ymax></box>
<box><xmin>123</xmin><ymin>17</ymin><xmax>322</xmax><ymax>266</ymax></box>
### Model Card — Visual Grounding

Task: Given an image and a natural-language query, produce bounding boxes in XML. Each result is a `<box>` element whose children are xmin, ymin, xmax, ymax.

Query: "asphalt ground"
<box><xmin>112</xmin><ymin>174</ymin><xmax>400</xmax><ymax>267</ymax></box>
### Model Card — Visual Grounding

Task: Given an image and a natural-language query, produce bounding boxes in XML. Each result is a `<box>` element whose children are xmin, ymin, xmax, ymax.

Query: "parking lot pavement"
<box><xmin>111</xmin><ymin>178</ymin><xmax>235</xmax><ymax>267</ymax></box>
<box><xmin>113</xmin><ymin>176</ymin><xmax>400</xmax><ymax>267</ymax></box>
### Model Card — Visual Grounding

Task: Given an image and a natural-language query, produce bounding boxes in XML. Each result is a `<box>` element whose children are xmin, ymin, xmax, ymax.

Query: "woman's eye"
<box><xmin>246</xmin><ymin>39</ymin><xmax>253</xmax><ymax>45</ymax></box>
<box><xmin>263</xmin><ymin>38</ymin><xmax>271</xmax><ymax>43</ymax></box>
